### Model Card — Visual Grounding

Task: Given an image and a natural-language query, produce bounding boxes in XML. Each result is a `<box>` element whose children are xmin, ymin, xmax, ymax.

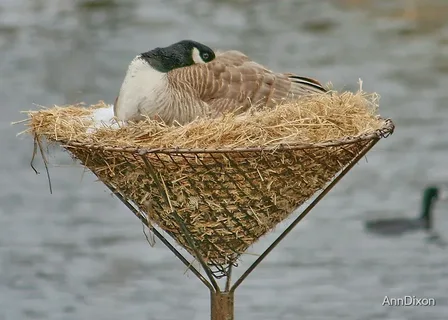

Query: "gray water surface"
<box><xmin>1</xmin><ymin>1</ymin><xmax>448</xmax><ymax>319</ymax></box>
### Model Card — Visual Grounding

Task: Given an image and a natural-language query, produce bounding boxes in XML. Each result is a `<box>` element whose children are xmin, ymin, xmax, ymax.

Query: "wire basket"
<box><xmin>58</xmin><ymin>119</ymin><xmax>394</xmax><ymax>271</ymax></box>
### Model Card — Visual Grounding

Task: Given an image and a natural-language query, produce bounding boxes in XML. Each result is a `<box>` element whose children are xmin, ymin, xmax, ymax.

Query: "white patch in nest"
<box><xmin>86</xmin><ymin>104</ymin><xmax>124</xmax><ymax>134</ymax></box>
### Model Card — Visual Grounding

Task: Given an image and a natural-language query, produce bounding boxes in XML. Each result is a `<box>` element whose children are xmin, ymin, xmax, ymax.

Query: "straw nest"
<box><xmin>22</xmin><ymin>90</ymin><xmax>394</xmax><ymax>267</ymax></box>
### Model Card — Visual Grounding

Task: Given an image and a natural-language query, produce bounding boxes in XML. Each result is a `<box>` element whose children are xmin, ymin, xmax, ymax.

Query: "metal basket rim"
<box><xmin>59</xmin><ymin>118</ymin><xmax>394</xmax><ymax>155</ymax></box>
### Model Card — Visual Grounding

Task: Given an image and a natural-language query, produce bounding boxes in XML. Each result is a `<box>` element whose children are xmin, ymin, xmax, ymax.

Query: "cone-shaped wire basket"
<box><xmin>45</xmin><ymin>118</ymin><xmax>394</xmax><ymax>320</ymax></box>
<box><xmin>22</xmin><ymin>94</ymin><xmax>394</xmax><ymax>319</ymax></box>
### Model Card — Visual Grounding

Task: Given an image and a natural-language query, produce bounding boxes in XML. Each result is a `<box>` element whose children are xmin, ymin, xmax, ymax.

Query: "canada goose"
<box><xmin>113</xmin><ymin>40</ymin><xmax>327</xmax><ymax>125</ymax></box>
<box><xmin>364</xmin><ymin>186</ymin><xmax>447</xmax><ymax>236</ymax></box>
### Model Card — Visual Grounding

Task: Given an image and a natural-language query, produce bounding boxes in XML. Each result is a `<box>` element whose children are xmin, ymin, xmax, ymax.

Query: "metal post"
<box><xmin>211</xmin><ymin>290</ymin><xmax>235</xmax><ymax>320</ymax></box>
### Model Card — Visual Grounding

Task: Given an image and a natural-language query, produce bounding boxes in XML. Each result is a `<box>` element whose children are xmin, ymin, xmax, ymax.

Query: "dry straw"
<box><xmin>21</xmin><ymin>90</ymin><xmax>394</xmax><ymax>267</ymax></box>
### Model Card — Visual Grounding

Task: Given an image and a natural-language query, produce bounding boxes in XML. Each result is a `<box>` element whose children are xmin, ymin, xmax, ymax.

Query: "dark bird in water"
<box><xmin>364</xmin><ymin>186</ymin><xmax>446</xmax><ymax>236</ymax></box>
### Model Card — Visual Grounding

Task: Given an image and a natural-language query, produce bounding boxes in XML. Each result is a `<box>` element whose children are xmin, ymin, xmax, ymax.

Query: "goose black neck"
<box><xmin>140</xmin><ymin>48</ymin><xmax>186</xmax><ymax>73</ymax></box>
<box><xmin>421</xmin><ymin>186</ymin><xmax>438</xmax><ymax>229</ymax></box>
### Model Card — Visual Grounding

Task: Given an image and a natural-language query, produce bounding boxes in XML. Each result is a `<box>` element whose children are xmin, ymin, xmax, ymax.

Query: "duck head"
<box><xmin>421</xmin><ymin>186</ymin><xmax>446</xmax><ymax>229</ymax></box>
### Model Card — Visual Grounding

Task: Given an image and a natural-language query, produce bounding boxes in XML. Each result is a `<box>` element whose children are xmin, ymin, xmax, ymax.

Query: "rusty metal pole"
<box><xmin>211</xmin><ymin>290</ymin><xmax>234</xmax><ymax>320</ymax></box>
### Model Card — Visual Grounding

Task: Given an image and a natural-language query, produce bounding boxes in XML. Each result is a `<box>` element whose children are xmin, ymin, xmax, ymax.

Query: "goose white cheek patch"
<box><xmin>192</xmin><ymin>47</ymin><xmax>206</xmax><ymax>64</ymax></box>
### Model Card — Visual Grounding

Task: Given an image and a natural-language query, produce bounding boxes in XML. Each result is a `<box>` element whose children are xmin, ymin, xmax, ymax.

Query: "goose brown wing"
<box><xmin>285</xmin><ymin>73</ymin><xmax>327</xmax><ymax>96</ymax></box>
<box><xmin>194</xmin><ymin>59</ymin><xmax>326</xmax><ymax>115</ymax></box>
<box><xmin>167</xmin><ymin>53</ymin><xmax>327</xmax><ymax>117</ymax></box>
<box><xmin>214</xmin><ymin>50</ymin><xmax>252</xmax><ymax>67</ymax></box>
<box><xmin>214</xmin><ymin>51</ymin><xmax>326</xmax><ymax>95</ymax></box>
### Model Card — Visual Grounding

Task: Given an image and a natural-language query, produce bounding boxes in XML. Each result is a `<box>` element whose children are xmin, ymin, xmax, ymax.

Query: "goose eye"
<box><xmin>201</xmin><ymin>52</ymin><xmax>209</xmax><ymax>60</ymax></box>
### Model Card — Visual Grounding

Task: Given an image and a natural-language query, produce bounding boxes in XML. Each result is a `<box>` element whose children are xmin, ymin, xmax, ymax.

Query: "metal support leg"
<box><xmin>211</xmin><ymin>291</ymin><xmax>235</xmax><ymax>320</ymax></box>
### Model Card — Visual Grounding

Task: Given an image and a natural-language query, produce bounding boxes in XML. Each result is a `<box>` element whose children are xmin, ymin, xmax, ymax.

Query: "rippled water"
<box><xmin>1</xmin><ymin>1</ymin><xmax>448</xmax><ymax>319</ymax></box>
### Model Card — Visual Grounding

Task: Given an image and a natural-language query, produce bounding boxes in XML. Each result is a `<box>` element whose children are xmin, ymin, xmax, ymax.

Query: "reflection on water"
<box><xmin>1</xmin><ymin>0</ymin><xmax>448</xmax><ymax>319</ymax></box>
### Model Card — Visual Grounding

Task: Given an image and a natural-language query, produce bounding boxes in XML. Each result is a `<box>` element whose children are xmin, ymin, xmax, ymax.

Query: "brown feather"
<box><xmin>167</xmin><ymin>49</ymin><xmax>327</xmax><ymax>121</ymax></box>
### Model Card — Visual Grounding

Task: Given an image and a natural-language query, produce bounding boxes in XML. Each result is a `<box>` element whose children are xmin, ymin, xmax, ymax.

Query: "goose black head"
<box><xmin>139</xmin><ymin>40</ymin><xmax>216</xmax><ymax>73</ymax></box>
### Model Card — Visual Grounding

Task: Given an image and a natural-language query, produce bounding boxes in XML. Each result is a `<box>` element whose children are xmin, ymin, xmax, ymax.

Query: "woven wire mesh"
<box><xmin>59</xmin><ymin>119</ymin><xmax>394</xmax><ymax>276</ymax></box>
